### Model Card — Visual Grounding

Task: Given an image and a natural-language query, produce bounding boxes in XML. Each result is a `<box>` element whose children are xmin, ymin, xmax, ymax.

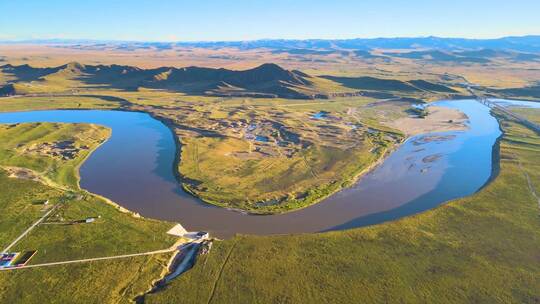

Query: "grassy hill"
<box><xmin>0</xmin><ymin>62</ymin><xmax>471</xmax><ymax>100</ymax></box>
<box><xmin>0</xmin><ymin>62</ymin><xmax>325</xmax><ymax>99</ymax></box>
<box><xmin>322</xmin><ymin>75</ymin><xmax>458</xmax><ymax>94</ymax></box>
<box><xmin>495</xmin><ymin>84</ymin><xmax>540</xmax><ymax>99</ymax></box>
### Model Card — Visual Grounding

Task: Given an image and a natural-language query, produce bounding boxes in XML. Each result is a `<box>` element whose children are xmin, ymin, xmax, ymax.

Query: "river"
<box><xmin>0</xmin><ymin>99</ymin><xmax>531</xmax><ymax>237</ymax></box>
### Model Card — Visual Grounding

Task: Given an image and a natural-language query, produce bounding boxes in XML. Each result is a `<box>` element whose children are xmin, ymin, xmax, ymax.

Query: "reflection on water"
<box><xmin>0</xmin><ymin>99</ymin><xmax>506</xmax><ymax>237</ymax></box>
<box><xmin>490</xmin><ymin>99</ymin><xmax>540</xmax><ymax>109</ymax></box>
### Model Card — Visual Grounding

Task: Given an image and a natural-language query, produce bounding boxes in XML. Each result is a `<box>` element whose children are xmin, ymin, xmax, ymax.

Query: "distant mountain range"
<box><xmin>3</xmin><ymin>35</ymin><xmax>540</xmax><ymax>52</ymax></box>
<box><xmin>0</xmin><ymin>62</ymin><xmax>467</xmax><ymax>99</ymax></box>
<box><xmin>176</xmin><ymin>36</ymin><xmax>540</xmax><ymax>53</ymax></box>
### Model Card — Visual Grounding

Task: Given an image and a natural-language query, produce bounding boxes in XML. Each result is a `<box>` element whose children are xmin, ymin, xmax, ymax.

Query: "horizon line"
<box><xmin>1</xmin><ymin>34</ymin><xmax>540</xmax><ymax>44</ymax></box>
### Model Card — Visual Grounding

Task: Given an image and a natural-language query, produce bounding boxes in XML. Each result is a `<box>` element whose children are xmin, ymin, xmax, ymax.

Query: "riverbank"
<box><xmin>180</xmin><ymin>143</ymin><xmax>397</xmax><ymax>215</ymax></box>
<box><xmin>0</xmin><ymin>122</ymin><xmax>110</xmax><ymax>190</ymax></box>
<box><xmin>145</xmin><ymin>106</ymin><xmax>540</xmax><ymax>304</ymax></box>
<box><xmin>0</xmin><ymin>124</ymin><xmax>179</xmax><ymax>303</ymax></box>
<box><xmin>165</xmin><ymin>100</ymin><xmax>475</xmax><ymax>215</ymax></box>
<box><xmin>385</xmin><ymin>105</ymin><xmax>468</xmax><ymax>136</ymax></box>
<box><xmin>0</xmin><ymin>94</ymin><xmax>474</xmax><ymax>217</ymax></box>
<box><xmin>0</xmin><ymin>99</ymin><xmax>503</xmax><ymax>237</ymax></box>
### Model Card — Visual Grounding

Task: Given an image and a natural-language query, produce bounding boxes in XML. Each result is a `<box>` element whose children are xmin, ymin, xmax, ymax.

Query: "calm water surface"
<box><xmin>0</xmin><ymin>99</ymin><xmax>515</xmax><ymax>237</ymax></box>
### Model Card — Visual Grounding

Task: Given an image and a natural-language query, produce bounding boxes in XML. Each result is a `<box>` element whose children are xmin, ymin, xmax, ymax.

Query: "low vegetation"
<box><xmin>0</xmin><ymin>89</ymin><xmax>412</xmax><ymax>213</ymax></box>
<box><xmin>0</xmin><ymin>95</ymin><xmax>122</xmax><ymax>112</ymax></box>
<box><xmin>180</xmin><ymin>134</ymin><xmax>390</xmax><ymax>213</ymax></box>
<box><xmin>0</xmin><ymin>123</ymin><xmax>177</xmax><ymax>303</ymax></box>
<box><xmin>0</xmin><ymin>253</ymin><xmax>170</xmax><ymax>303</ymax></box>
<box><xmin>146</xmin><ymin>112</ymin><xmax>540</xmax><ymax>303</ymax></box>
<box><xmin>0</xmin><ymin>122</ymin><xmax>110</xmax><ymax>189</ymax></box>
<box><xmin>511</xmin><ymin>107</ymin><xmax>540</xmax><ymax>124</ymax></box>
<box><xmin>2</xmin><ymin>47</ymin><xmax>540</xmax><ymax>212</ymax></box>
<box><xmin>156</xmin><ymin>95</ymin><xmax>404</xmax><ymax>213</ymax></box>
<box><xmin>0</xmin><ymin>62</ymin><xmax>352</xmax><ymax>99</ymax></box>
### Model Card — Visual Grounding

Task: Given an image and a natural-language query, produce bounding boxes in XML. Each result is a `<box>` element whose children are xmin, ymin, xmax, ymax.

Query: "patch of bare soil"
<box><xmin>2</xmin><ymin>166</ymin><xmax>43</xmax><ymax>182</ymax></box>
<box><xmin>228</xmin><ymin>151</ymin><xmax>267</xmax><ymax>159</ymax></box>
<box><xmin>21</xmin><ymin>140</ymin><xmax>88</xmax><ymax>160</ymax></box>
<box><xmin>386</xmin><ymin>106</ymin><xmax>468</xmax><ymax>136</ymax></box>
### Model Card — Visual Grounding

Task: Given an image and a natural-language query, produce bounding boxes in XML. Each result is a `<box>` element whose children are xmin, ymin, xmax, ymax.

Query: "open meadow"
<box><xmin>145</xmin><ymin>110</ymin><xmax>540</xmax><ymax>304</ymax></box>
<box><xmin>0</xmin><ymin>122</ymin><xmax>178</xmax><ymax>303</ymax></box>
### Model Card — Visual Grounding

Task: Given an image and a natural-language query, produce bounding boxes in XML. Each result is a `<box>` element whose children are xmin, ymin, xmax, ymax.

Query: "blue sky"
<box><xmin>1</xmin><ymin>0</ymin><xmax>539</xmax><ymax>41</ymax></box>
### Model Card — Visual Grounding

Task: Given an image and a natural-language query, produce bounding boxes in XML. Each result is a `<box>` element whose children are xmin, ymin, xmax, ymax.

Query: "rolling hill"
<box><xmin>0</xmin><ymin>62</ymin><xmax>317</xmax><ymax>98</ymax></box>
<box><xmin>0</xmin><ymin>62</ymin><xmax>470</xmax><ymax>99</ymax></box>
<box><xmin>321</xmin><ymin>75</ymin><xmax>458</xmax><ymax>94</ymax></box>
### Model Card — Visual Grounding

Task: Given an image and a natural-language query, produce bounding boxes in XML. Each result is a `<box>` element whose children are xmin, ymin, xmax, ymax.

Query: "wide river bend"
<box><xmin>1</xmin><ymin>99</ymin><xmax>531</xmax><ymax>237</ymax></box>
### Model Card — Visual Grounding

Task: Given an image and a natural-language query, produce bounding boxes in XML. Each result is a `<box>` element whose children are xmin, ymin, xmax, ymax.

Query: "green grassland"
<box><xmin>145</xmin><ymin>112</ymin><xmax>540</xmax><ymax>303</ymax></box>
<box><xmin>179</xmin><ymin>135</ymin><xmax>387</xmax><ymax>213</ymax></box>
<box><xmin>0</xmin><ymin>86</ymin><xmax>412</xmax><ymax>213</ymax></box>
<box><xmin>511</xmin><ymin>107</ymin><xmax>540</xmax><ymax>124</ymax></box>
<box><xmin>44</xmin><ymin>88</ymin><xmax>408</xmax><ymax>213</ymax></box>
<box><xmin>0</xmin><ymin>254</ymin><xmax>170</xmax><ymax>303</ymax></box>
<box><xmin>0</xmin><ymin>61</ymin><xmax>418</xmax><ymax>212</ymax></box>
<box><xmin>0</xmin><ymin>95</ymin><xmax>122</xmax><ymax>112</ymax></box>
<box><xmin>0</xmin><ymin>122</ymin><xmax>110</xmax><ymax>189</ymax></box>
<box><xmin>133</xmin><ymin>92</ymin><xmax>409</xmax><ymax>213</ymax></box>
<box><xmin>153</xmin><ymin>94</ymin><xmax>404</xmax><ymax>212</ymax></box>
<box><xmin>0</xmin><ymin>89</ymin><xmax>435</xmax><ymax>214</ymax></box>
<box><xmin>0</xmin><ymin>170</ymin><xmax>59</xmax><ymax>247</ymax></box>
<box><xmin>0</xmin><ymin>171</ymin><xmax>176</xmax><ymax>304</ymax></box>
<box><xmin>0</xmin><ymin>123</ymin><xmax>177</xmax><ymax>303</ymax></box>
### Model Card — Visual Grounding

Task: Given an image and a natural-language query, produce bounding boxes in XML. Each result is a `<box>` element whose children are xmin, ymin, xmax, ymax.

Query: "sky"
<box><xmin>1</xmin><ymin>0</ymin><xmax>539</xmax><ymax>42</ymax></box>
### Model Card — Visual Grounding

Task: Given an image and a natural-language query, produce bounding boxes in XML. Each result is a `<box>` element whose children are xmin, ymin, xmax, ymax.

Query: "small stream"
<box><xmin>0</xmin><ymin>99</ymin><xmax>526</xmax><ymax>238</ymax></box>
